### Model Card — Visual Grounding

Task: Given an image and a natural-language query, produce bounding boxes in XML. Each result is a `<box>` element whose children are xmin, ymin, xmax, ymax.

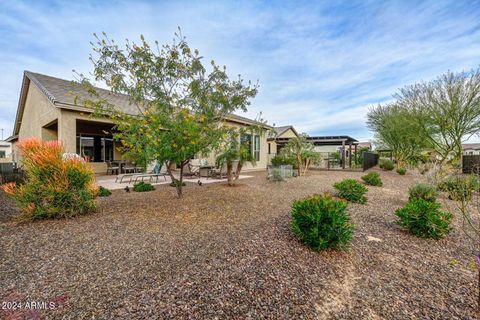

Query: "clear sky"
<box><xmin>1</xmin><ymin>0</ymin><xmax>480</xmax><ymax>141</ymax></box>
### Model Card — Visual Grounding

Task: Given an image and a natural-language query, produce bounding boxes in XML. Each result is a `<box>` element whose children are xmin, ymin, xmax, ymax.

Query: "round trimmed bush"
<box><xmin>97</xmin><ymin>186</ymin><xmax>112</xmax><ymax>197</ymax></box>
<box><xmin>133</xmin><ymin>181</ymin><xmax>155</xmax><ymax>192</ymax></box>
<box><xmin>361</xmin><ymin>172</ymin><xmax>382</xmax><ymax>186</ymax></box>
<box><xmin>408</xmin><ymin>183</ymin><xmax>438</xmax><ymax>202</ymax></box>
<box><xmin>291</xmin><ymin>193</ymin><xmax>354</xmax><ymax>251</ymax></box>
<box><xmin>395</xmin><ymin>198</ymin><xmax>452</xmax><ymax>239</ymax></box>
<box><xmin>333</xmin><ymin>179</ymin><xmax>368</xmax><ymax>203</ymax></box>
<box><xmin>396</xmin><ymin>167</ymin><xmax>406</xmax><ymax>175</ymax></box>
<box><xmin>439</xmin><ymin>175</ymin><xmax>480</xmax><ymax>201</ymax></box>
<box><xmin>379</xmin><ymin>159</ymin><xmax>394</xmax><ymax>171</ymax></box>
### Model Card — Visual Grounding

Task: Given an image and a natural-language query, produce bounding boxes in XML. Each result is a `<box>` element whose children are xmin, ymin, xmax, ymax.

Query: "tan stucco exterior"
<box><xmin>267</xmin><ymin>127</ymin><xmax>299</xmax><ymax>163</ymax></box>
<box><xmin>0</xmin><ymin>141</ymin><xmax>12</xmax><ymax>163</ymax></box>
<box><xmin>12</xmin><ymin>78</ymin><xmax>270</xmax><ymax>174</ymax></box>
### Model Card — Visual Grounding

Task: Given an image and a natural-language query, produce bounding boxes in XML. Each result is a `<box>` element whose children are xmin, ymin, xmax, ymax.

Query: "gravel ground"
<box><xmin>0</xmin><ymin>169</ymin><xmax>477</xmax><ymax>319</ymax></box>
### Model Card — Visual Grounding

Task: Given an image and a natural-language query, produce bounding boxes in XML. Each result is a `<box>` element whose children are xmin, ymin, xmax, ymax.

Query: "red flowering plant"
<box><xmin>1</xmin><ymin>138</ymin><xmax>97</xmax><ymax>221</ymax></box>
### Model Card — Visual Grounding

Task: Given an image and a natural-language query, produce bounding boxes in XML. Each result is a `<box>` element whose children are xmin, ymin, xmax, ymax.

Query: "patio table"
<box><xmin>111</xmin><ymin>160</ymin><xmax>128</xmax><ymax>174</ymax></box>
<box><xmin>198</xmin><ymin>165</ymin><xmax>215</xmax><ymax>177</ymax></box>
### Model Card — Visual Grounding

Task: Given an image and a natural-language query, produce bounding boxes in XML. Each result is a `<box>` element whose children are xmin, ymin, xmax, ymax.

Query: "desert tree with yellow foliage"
<box><xmin>78</xmin><ymin>29</ymin><xmax>258</xmax><ymax>197</ymax></box>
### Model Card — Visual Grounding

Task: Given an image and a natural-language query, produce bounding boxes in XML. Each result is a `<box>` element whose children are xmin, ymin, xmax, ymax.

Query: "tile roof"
<box><xmin>26</xmin><ymin>71</ymin><xmax>141</xmax><ymax>115</ymax></box>
<box><xmin>462</xmin><ymin>143</ymin><xmax>480</xmax><ymax>150</ymax></box>
<box><xmin>23</xmin><ymin>71</ymin><xmax>269</xmax><ymax>127</ymax></box>
<box><xmin>273</xmin><ymin>126</ymin><xmax>293</xmax><ymax>136</ymax></box>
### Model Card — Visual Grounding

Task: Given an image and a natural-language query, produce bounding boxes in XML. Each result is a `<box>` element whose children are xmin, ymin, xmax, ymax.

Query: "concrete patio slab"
<box><xmin>96</xmin><ymin>174</ymin><xmax>254</xmax><ymax>190</ymax></box>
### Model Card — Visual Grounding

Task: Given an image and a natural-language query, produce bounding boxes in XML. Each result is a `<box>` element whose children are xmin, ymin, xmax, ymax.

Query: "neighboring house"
<box><xmin>0</xmin><ymin>140</ymin><xmax>12</xmax><ymax>163</ymax></box>
<box><xmin>267</xmin><ymin>126</ymin><xmax>359</xmax><ymax>169</ymax></box>
<box><xmin>267</xmin><ymin>125</ymin><xmax>299</xmax><ymax>162</ymax></box>
<box><xmin>7</xmin><ymin>71</ymin><xmax>272</xmax><ymax>174</ymax></box>
<box><xmin>462</xmin><ymin>143</ymin><xmax>480</xmax><ymax>155</ymax></box>
<box><xmin>357</xmin><ymin>141</ymin><xmax>372</xmax><ymax>150</ymax></box>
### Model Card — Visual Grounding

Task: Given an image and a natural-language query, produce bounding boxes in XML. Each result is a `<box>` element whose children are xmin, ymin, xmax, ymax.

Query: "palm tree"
<box><xmin>216</xmin><ymin>141</ymin><xmax>256</xmax><ymax>186</ymax></box>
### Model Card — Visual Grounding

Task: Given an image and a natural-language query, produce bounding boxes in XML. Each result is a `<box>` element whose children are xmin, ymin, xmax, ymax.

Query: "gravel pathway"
<box><xmin>0</xmin><ymin>170</ymin><xmax>477</xmax><ymax>319</ymax></box>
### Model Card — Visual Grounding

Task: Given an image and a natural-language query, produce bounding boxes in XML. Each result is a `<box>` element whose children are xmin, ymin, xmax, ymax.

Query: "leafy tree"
<box><xmin>396</xmin><ymin>68</ymin><xmax>480</xmax><ymax>164</ymax></box>
<box><xmin>367</xmin><ymin>103</ymin><xmax>429</xmax><ymax>167</ymax></box>
<box><xmin>353</xmin><ymin>146</ymin><xmax>370</xmax><ymax>166</ymax></box>
<box><xmin>281</xmin><ymin>134</ymin><xmax>320</xmax><ymax>176</ymax></box>
<box><xmin>78</xmin><ymin>30</ymin><xmax>258</xmax><ymax>197</ymax></box>
<box><xmin>215</xmin><ymin>122</ymin><xmax>267</xmax><ymax>186</ymax></box>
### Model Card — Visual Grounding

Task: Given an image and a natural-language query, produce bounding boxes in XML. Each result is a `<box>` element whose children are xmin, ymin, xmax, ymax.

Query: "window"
<box><xmin>0</xmin><ymin>150</ymin><xmax>5</xmax><ymax>159</ymax></box>
<box><xmin>76</xmin><ymin>134</ymin><xmax>114</xmax><ymax>162</ymax></box>
<box><xmin>240</xmin><ymin>133</ymin><xmax>252</xmax><ymax>158</ymax></box>
<box><xmin>254</xmin><ymin>135</ymin><xmax>260</xmax><ymax>161</ymax></box>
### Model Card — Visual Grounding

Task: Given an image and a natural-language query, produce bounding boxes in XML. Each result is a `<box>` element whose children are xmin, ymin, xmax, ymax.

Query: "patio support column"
<box><xmin>349</xmin><ymin>142</ymin><xmax>352</xmax><ymax>168</ymax></box>
<box><xmin>58</xmin><ymin>113</ymin><xmax>77</xmax><ymax>153</ymax></box>
<box><xmin>342</xmin><ymin>140</ymin><xmax>345</xmax><ymax>169</ymax></box>
<box><xmin>354</xmin><ymin>144</ymin><xmax>357</xmax><ymax>167</ymax></box>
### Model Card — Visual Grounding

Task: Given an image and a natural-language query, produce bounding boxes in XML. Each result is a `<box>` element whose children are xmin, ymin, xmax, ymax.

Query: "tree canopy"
<box><xmin>79</xmin><ymin>30</ymin><xmax>258</xmax><ymax>197</ymax></box>
<box><xmin>368</xmin><ymin>67</ymin><xmax>480</xmax><ymax>166</ymax></box>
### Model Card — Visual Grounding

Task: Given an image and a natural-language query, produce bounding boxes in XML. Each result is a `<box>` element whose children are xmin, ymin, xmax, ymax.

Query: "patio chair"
<box><xmin>182</xmin><ymin>161</ymin><xmax>200</xmax><ymax>179</ymax></box>
<box><xmin>209</xmin><ymin>162</ymin><xmax>228</xmax><ymax>179</ymax></box>
<box><xmin>106</xmin><ymin>160</ymin><xmax>119</xmax><ymax>175</ymax></box>
<box><xmin>132</xmin><ymin>162</ymin><xmax>168</xmax><ymax>183</ymax></box>
<box><xmin>122</xmin><ymin>162</ymin><xmax>137</xmax><ymax>174</ymax></box>
<box><xmin>116</xmin><ymin>162</ymin><xmax>154</xmax><ymax>183</ymax></box>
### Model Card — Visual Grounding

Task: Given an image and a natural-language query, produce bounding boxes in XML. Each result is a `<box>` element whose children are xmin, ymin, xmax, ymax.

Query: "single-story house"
<box><xmin>7</xmin><ymin>71</ymin><xmax>272</xmax><ymax>174</ymax></box>
<box><xmin>462</xmin><ymin>143</ymin><xmax>480</xmax><ymax>155</ymax></box>
<box><xmin>0</xmin><ymin>140</ymin><xmax>12</xmax><ymax>163</ymax></box>
<box><xmin>267</xmin><ymin>125</ymin><xmax>299</xmax><ymax>162</ymax></box>
<box><xmin>357</xmin><ymin>141</ymin><xmax>372</xmax><ymax>150</ymax></box>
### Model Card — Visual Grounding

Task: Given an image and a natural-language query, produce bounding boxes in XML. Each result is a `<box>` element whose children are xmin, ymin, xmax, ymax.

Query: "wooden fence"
<box><xmin>462</xmin><ymin>155</ymin><xmax>480</xmax><ymax>174</ymax></box>
<box><xmin>362</xmin><ymin>152</ymin><xmax>379</xmax><ymax>171</ymax></box>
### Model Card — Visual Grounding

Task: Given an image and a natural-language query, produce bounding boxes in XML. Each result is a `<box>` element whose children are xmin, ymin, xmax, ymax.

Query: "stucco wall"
<box><xmin>14</xmin><ymin>83</ymin><xmax>61</xmax><ymax>163</ymax></box>
<box><xmin>204</xmin><ymin>121</ymin><xmax>270</xmax><ymax>171</ymax></box>
<box><xmin>0</xmin><ymin>142</ymin><xmax>12</xmax><ymax>163</ymax></box>
<box><xmin>278</xmin><ymin>128</ymin><xmax>297</xmax><ymax>139</ymax></box>
<box><xmin>18</xmin><ymin>83</ymin><xmax>61</xmax><ymax>142</ymax></box>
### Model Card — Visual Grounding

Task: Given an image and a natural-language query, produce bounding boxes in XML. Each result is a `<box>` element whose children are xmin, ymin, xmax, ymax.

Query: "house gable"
<box><xmin>16</xmin><ymin>77</ymin><xmax>61</xmax><ymax>142</ymax></box>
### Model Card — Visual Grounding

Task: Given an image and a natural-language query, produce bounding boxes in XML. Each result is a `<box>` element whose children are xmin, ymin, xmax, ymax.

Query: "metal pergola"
<box><xmin>269</xmin><ymin>135</ymin><xmax>359</xmax><ymax>169</ymax></box>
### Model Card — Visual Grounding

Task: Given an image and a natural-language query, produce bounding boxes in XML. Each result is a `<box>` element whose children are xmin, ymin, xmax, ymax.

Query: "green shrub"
<box><xmin>379</xmin><ymin>159</ymin><xmax>394</xmax><ymax>171</ymax></box>
<box><xmin>169</xmin><ymin>180</ymin><xmax>186</xmax><ymax>187</ymax></box>
<box><xmin>409</xmin><ymin>183</ymin><xmax>438</xmax><ymax>202</ymax></box>
<box><xmin>291</xmin><ymin>193</ymin><xmax>354</xmax><ymax>251</ymax></box>
<box><xmin>1</xmin><ymin>138</ymin><xmax>96</xmax><ymax>221</ymax></box>
<box><xmin>395</xmin><ymin>198</ymin><xmax>452</xmax><ymax>239</ymax></box>
<box><xmin>97</xmin><ymin>186</ymin><xmax>112</xmax><ymax>197</ymax></box>
<box><xmin>133</xmin><ymin>181</ymin><xmax>155</xmax><ymax>192</ymax></box>
<box><xmin>361</xmin><ymin>172</ymin><xmax>382</xmax><ymax>186</ymax></box>
<box><xmin>271</xmin><ymin>154</ymin><xmax>297</xmax><ymax>167</ymax></box>
<box><xmin>439</xmin><ymin>175</ymin><xmax>480</xmax><ymax>201</ymax></box>
<box><xmin>333</xmin><ymin>179</ymin><xmax>368</xmax><ymax>203</ymax></box>
<box><xmin>396</xmin><ymin>167</ymin><xmax>406</xmax><ymax>175</ymax></box>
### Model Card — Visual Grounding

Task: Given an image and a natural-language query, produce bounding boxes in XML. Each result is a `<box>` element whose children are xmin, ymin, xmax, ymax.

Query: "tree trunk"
<box><xmin>177</xmin><ymin>162</ymin><xmax>184</xmax><ymax>197</ymax></box>
<box><xmin>297</xmin><ymin>155</ymin><xmax>302</xmax><ymax>176</ymax></box>
<box><xmin>303</xmin><ymin>159</ymin><xmax>309</xmax><ymax>176</ymax></box>
<box><xmin>166</xmin><ymin>161</ymin><xmax>176</xmax><ymax>185</ymax></box>
<box><xmin>235</xmin><ymin>162</ymin><xmax>243</xmax><ymax>181</ymax></box>
<box><xmin>226</xmin><ymin>161</ymin><xmax>233</xmax><ymax>186</ymax></box>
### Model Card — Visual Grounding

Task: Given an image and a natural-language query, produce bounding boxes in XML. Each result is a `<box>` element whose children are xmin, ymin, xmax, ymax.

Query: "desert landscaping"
<box><xmin>1</xmin><ymin>170</ymin><xmax>476</xmax><ymax>319</ymax></box>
